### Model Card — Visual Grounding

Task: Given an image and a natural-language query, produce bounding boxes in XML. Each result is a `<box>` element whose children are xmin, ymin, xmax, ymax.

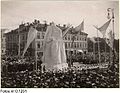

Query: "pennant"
<box><xmin>22</xmin><ymin>27</ymin><xmax>38</xmax><ymax>57</ymax></box>
<box><xmin>94</xmin><ymin>19</ymin><xmax>111</xmax><ymax>36</ymax></box>
<box><xmin>90</xmin><ymin>37</ymin><xmax>96</xmax><ymax>43</ymax></box>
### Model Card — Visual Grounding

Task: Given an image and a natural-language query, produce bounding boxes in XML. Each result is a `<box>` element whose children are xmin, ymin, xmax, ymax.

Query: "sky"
<box><xmin>1</xmin><ymin>1</ymin><xmax>119</xmax><ymax>39</ymax></box>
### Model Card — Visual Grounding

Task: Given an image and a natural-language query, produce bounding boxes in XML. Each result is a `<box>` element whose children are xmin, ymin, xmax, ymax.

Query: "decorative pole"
<box><xmin>70</xmin><ymin>34</ymin><xmax>75</xmax><ymax>67</ymax></box>
<box><xmin>107</xmin><ymin>8</ymin><xmax>115</xmax><ymax>65</ymax></box>
<box><xmin>18</xmin><ymin>27</ymin><xmax>21</xmax><ymax>58</ymax></box>
<box><xmin>69</xmin><ymin>28</ymin><xmax>76</xmax><ymax>68</ymax></box>
<box><xmin>104</xmin><ymin>34</ymin><xmax>107</xmax><ymax>62</ymax></box>
<box><xmin>34</xmin><ymin>26</ymin><xmax>38</xmax><ymax>71</ymax></box>
<box><xmin>96</xmin><ymin>26</ymin><xmax>101</xmax><ymax>63</ymax></box>
<box><xmin>93</xmin><ymin>41</ymin><xmax>95</xmax><ymax>60</ymax></box>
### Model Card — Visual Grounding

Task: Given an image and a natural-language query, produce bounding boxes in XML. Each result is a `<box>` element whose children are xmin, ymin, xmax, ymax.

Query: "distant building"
<box><xmin>63</xmin><ymin>31</ymin><xmax>88</xmax><ymax>57</ymax></box>
<box><xmin>1</xmin><ymin>29</ymin><xmax>7</xmax><ymax>55</ymax></box>
<box><xmin>5</xmin><ymin>20</ymin><xmax>88</xmax><ymax>59</ymax></box>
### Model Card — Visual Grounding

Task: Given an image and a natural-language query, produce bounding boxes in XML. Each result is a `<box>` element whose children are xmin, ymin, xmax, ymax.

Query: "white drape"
<box><xmin>42</xmin><ymin>23</ymin><xmax>67</xmax><ymax>71</ymax></box>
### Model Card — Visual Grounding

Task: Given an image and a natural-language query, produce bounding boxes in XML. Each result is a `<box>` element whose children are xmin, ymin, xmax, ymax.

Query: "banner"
<box><xmin>22</xmin><ymin>27</ymin><xmax>38</xmax><ymax>57</ymax></box>
<box><xmin>94</xmin><ymin>19</ymin><xmax>111</xmax><ymax>37</ymax></box>
<box><xmin>75</xmin><ymin>20</ymin><xmax>84</xmax><ymax>33</ymax></box>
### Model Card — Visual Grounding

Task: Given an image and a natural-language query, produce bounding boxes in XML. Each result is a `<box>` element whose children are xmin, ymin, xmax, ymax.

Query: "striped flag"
<box><xmin>22</xmin><ymin>26</ymin><xmax>38</xmax><ymax>57</ymax></box>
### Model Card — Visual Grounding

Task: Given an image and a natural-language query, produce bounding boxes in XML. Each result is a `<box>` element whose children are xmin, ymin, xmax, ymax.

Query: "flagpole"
<box><xmin>107</xmin><ymin>8</ymin><xmax>115</xmax><ymax>65</ymax></box>
<box><xmin>109</xmin><ymin>43</ymin><xmax>112</xmax><ymax>64</ymax></box>
<box><xmin>93</xmin><ymin>41</ymin><xmax>95</xmax><ymax>60</ymax></box>
<box><xmin>34</xmin><ymin>25</ymin><xmax>37</xmax><ymax>71</ymax></box>
<box><xmin>112</xmin><ymin>10</ymin><xmax>115</xmax><ymax>65</ymax></box>
<box><xmin>35</xmin><ymin>26</ymin><xmax>38</xmax><ymax>71</ymax></box>
<box><xmin>104</xmin><ymin>36</ymin><xmax>107</xmax><ymax>62</ymax></box>
<box><xmin>70</xmin><ymin>35</ymin><xmax>75</xmax><ymax>68</ymax></box>
<box><xmin>18</xmin><ymin>28</ymin><xmax>21</xmax><ymax>58</ymax></box>
<box><xmin>96</xmin><ymin>26</ymin><xmax>101</xmax><ymax>63</ymax></box>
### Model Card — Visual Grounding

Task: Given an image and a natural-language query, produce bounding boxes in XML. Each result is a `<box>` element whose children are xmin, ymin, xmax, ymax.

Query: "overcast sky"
<box><xmin>1</xmin><ymin>1</ymin><xmax>119</xmax><ymax>39</ymax></box>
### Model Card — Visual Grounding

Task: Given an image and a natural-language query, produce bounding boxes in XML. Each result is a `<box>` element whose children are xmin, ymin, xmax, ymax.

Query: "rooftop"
<box><xmin>5</xmin><ymin>19</ymin><xmax>88</xmax><ymax>36</ymax></box>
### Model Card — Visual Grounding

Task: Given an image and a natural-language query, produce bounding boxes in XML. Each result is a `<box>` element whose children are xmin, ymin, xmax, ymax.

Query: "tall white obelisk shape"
<box><xmin>43</xmin><ymin>23</ymin><xmax>67</xmax><ymax>71</ymax></box>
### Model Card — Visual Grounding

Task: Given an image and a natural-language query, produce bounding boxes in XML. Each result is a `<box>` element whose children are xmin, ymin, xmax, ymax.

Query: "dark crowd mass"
<box><xmin>1</xmin><ymin>53</ymin><xmax>119</xmax><ymax>88</ymax></box>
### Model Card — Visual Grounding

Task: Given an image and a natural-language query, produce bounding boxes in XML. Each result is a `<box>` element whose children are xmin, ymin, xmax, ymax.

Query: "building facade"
<box><xmin>5</xmin><ymin>20</ymin><xmax>88</xmax><ymax>59</ymax></box>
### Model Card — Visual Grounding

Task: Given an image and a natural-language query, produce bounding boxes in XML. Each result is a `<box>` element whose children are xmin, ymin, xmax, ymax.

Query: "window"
<box><xmin>65</xmin><ymin>36</ymin><xmax>67</xmax><ymax>40</ymax></box>
<box><xmin>70</xmin><ymin>43</ymin><xmax>71</xmax><ymax>48</ymax></box>
<box><xmin>76</xmin><ymin>36</ymin><xmax>78</xmax><ymax>40</ymax></box>
<box><xmin>66</xmin><ymin>35</ymin><xmax>68</xmax><ymax>40</ymax></box>
<box><xmin>42</xmin><ymin>41</ymin><xmax>44</xmax><ymax>46</ymax></box>
<box><xmin>74</xmin><ymin>42</ymin><xmax>76</xmax><ymax>48</ymax></box>
<box><xmin>82</xmin><ymin>37</ymin><xmax>84</xmax><ymax>41</ymax></box>
<box><xmin>42</xmin><ymin>33</ymin><xmax>45</xmax><ymax>39</ymax></box>
<box><xmin>10</xmin><ymin>36</ymin><xmax>12</xmax><ymax>41</ymax></box>
<box><xmin>85</xmin><ymin>43</ymin><xmax>87</xmax><ymax>48</ymax></box>
<box><xmin>43</xmin><ymin>33</ymin><xmax>45</xmax><ymax>39</ymax></box>
<box><xmin>65</xmin><ymin>43</ymin><xmax>67</xmax><ymax>48</ymax></box>
<box><xmin>68</xmin><ymin>43</ymin><xmax>70</xmax><ymax>48</ymax></box>
<box><xmin>68</xmin><ymin>35</ymin><xmax>70</xmax><ymax>40</ymax></box>
<box><xmin>22</xmin><ymin>42</ymin><xmax>25</xmax><ymax>48</ymax></box>
<box><xmin>79</xmin><ymin>43</ymin><xmax>81</xmax><ymax>47</ymax></box>
<box><xmin>74</xmin><ymin>36</ymin><xmax>76</xmax><ymax>41</ymax></box>
<box><xmin>77</xmin><ymin>43</ymin><xmax>79</xmax><ymax>48</ymax></box>
<box><xmin>26</xmin><ymin>33</ymin><xmax>27</xmax><ymax>40</ymax></box>
<box><xmin>67</xmin><ymin>42</ymin><xmax>68</xmax><ymax>48</ymax></box>
<box><xmin>22</xmin><ymin>34</ymin><xmax>25</xmax><ymax>40</ymax></box>
<box><xmin>37</xmin><ymin>33</ymin><xmax>40</xmax><ymax>39</ymax></box>
<box><xmin>70</xmin><ymin>35</ymin><xmax>71</xmax><ymax>40</ymax></box>
<box><xmin>79</xmin><ymin>37</ymin><xmax>81</xmax><ymax>40</ymax></box>
<box><xmin>37</xmin><ymin>42</ymin><xmax>40</xmax><ymax>48</ymax></box>
<box><xmin>1</xmin><ymin>39</ymin><xmax>3</xmax><ymax>42</ymax></box>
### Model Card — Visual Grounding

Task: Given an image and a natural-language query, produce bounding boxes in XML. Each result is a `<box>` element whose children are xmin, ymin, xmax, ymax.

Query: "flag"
<box><xmin>106</xmin><ymin>30</ymin><xmax>113</xmax><ymax>50</ymax></box>
<box><xmin>75</xmin><ymin>20</ymin><xmax>84</xmax><ymax>32</ymax></box>
<box><xmin>90</xmin><ymin>37</ymin><xmax>96</xmax><ymax>43</ymax></box>
<box><xmin>22</xmin><ymin>27</ymin><xmax>38</xmax><ymax>57</ymax></box>
<box><xmin>94</xmin><ymin>19</ymin><xmax>111</xmax><ymax>36</ymax></box>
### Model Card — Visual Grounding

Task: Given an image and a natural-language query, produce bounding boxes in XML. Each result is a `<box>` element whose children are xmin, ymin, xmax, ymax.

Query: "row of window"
<box><xmin>21</xmin><ymin>32</ymin><xmax>45</xmax><ymax>40</ymax></box>
<box><xmin>65</xmin><ymin>42</ymin><xmax>87</xmax><ymax>49</ymax></box>
<box><xmin>64</xmin><ymin>34</ymin><xmax>87</xmax><ymax>41</ymax></box>
<box><xmin>7</xmin><ymin>35</ymin><xmax>18</xmax><ymax>41</ymax></box>
<box><xmin>7</xmin><ymin>33</ymin><xmax>28</xmax><ymax>41</ymax></box>
<box><xmin>7</xmin><ymin>32</ymin><xmax>87</xmax><ymax>43</ymax></box>
<box><xmin>36</xmin><ymin>41</ymin><xmax>87</xmax><ymax>49</ymax></box>
<box><xmin>37</xmin><ymin>33</ymin><xmax>87</xmax><ymax>41</ymax></box>
<box><xmin>6</xmin><ymin>44</ymin><xmax>18</xmax><ymax>50</ymax></box>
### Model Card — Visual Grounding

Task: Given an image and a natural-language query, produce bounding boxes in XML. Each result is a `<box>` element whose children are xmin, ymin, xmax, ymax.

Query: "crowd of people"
<box><xmin>68</xmin><ymin>52</ymin><xmax>117</xmax><ymax>65</ymax></box>
<box><xmin>1</xmin><ymin>62</ymin><xmax>119</xmax><ymax>88</ymax></box>
<box><xmin>1</xmin><ymin>54</ymin><xmax>119</xmax><ymax>88</ymax></box>
<box><xmin>1</xmin><ymin>51</ymin><xmax>119</xmax><ymax>88</ymax></box>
